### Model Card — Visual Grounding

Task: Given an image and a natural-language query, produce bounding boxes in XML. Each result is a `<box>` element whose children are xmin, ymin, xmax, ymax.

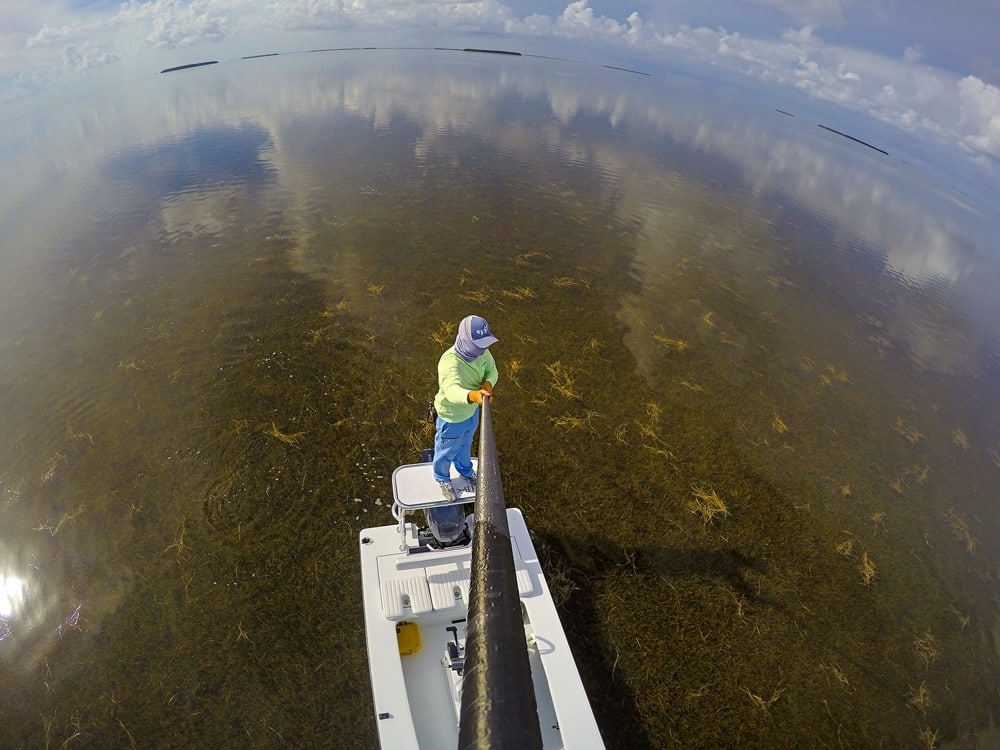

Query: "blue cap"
<box><xmin>468</xmin><ymin>315</ymin><xmax>498</xmax><ymax>347</ymax></box>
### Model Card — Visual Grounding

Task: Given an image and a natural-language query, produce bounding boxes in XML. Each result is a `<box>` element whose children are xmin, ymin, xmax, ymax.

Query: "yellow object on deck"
<box><xmin>396</xmin><ymin>621</ymin><xmax>421</xmax><ymax>656</ymax></box>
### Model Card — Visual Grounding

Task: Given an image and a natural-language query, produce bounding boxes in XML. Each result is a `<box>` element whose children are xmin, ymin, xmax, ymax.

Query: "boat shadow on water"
<box><xmin>532</xmin><ymin>532</ymin><xmax>776</xmax><ymax>749</ymax></box>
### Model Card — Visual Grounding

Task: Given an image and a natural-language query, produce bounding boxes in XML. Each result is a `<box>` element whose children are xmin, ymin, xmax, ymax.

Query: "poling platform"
<box><xmin>392</xmin><ymin>459</ymin><xmax>479</xmax><ymax>509</ymax></box>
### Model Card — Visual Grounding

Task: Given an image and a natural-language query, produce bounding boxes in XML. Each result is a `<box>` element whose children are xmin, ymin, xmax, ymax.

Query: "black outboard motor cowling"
<box><xmin>425</xmin><ymin>504</ymin><xmax>467</xmax><ymax>546</ymax></box>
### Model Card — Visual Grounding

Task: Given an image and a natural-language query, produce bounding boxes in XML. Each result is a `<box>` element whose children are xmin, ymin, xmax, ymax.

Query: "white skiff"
<box><xmin>359</xmin><ymin>459</ymin><xmax>605</xmax><ymax>748</ymax></box>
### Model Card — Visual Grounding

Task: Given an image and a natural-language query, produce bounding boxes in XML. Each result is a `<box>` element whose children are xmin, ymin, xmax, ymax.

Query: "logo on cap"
<box><xmin>464</xmin><ymin>315</ymin><xmax>497</xmax><ymax>347</ymax></box>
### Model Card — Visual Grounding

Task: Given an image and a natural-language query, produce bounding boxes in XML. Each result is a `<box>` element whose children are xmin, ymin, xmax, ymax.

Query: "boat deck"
<box><xmin>360</xmin><ymin>463</ymin><xmax>604</xmax><ymax>749</ymax></box>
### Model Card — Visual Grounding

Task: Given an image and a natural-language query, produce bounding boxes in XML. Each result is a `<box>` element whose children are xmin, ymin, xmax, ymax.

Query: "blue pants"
<box><xmin>433</xmin><ymin>411</ymin><xmax>478</xmax><ymax>482</ymax></box>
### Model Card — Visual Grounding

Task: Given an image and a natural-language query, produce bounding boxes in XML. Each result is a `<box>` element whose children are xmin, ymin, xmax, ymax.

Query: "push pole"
<box><xmin>457</xmin><ymin>396</ymin><xmax>543</xmax><ymax>750</ymax></box>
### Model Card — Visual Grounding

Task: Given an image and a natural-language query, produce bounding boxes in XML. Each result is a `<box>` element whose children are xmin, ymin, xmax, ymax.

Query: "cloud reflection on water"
<box><xmin>34</xmin><ymin>56</ymin><xmax>1000</xmax><ymax>270</ymax></box>
<box><xmin>3</xmin><ymin>51</ymin><xmax>996</xmax><ymax>379</ymax></box>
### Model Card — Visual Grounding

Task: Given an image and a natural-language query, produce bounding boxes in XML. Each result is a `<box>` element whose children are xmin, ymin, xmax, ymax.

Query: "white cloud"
<box><xmin>957</xmin><ymin>75</ymin><xmax>1000</xmax><ymax>156</ymax></box>
<box><xmin>903</xmin><ymin>44</ymin><xmax>924</xmax><ymax>64</ymax></box>
<box><xmin>602</xmin><ymin>20</ymin><xmax>1000</xmax><ymax>162</ymax></box>
<box><xmin>506</xmin><ymin>0</ymin><xmax>645</xmax><ymax>46</ymax></box>
<box><xmin>261</xmin><ymin>0</ymin><xmax>353</xmax><ymax>31</ymax></box>
<box><xmin>62</xmin><ymin>43</ymin><xmax>122</xmax><ymax>71</ymax></box>
<box><xmin>27</xmin><ymin>24</ymin><xmax>75</xmax><ymax>48</ymax></box>
<box><xmin>259</xmin><ymin>0</ymin><xmax>515</xmax><ymax>33</ymax></box>
<box><xmin>782</xmin><ymin>25</ymin><xmax>819</xmax><ymax>45</ymax></box>
<box><xmin>113</xmin><ymin>0</ymin><xmax>233</xmax><ymax>49</ymax></box>
<box><xmin>747</xmin><ymin>0</ymin><xmax>848</xmax><ymax>28</ymax></box>
<box><xmin>558</xmin><ymin>0</ymin><xmax>624</xmax><ymax>35</ymax></box>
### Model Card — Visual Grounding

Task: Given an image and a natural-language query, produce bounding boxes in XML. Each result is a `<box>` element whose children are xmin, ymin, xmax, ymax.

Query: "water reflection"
<box><xmin>0</xmin><ymin>49</ymin><xmax>998</xmax><ymax>747</ymax></box>
<box><xmin>0</xmin><ymin>534</ymin><xmax>79</xmax><ymax>672</ymax></box>
<box><xmin>24</xmin><ymin>50</ymin><xmax>992</xmax><ymax>378</ymax></box>
<box><xmin>0</xmin><ymin>571</ymin><xmax>25</xmax><ymax>618</ymax></box>
<box><xmin>5</xmin><ymin>53</ymin><xmax>993</xmax><ymax>308</ymax></box>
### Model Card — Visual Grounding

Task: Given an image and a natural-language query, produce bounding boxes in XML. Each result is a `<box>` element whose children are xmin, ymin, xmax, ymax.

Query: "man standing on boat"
<box><xmin>433</xmin><ymin>314</ymin><xmax>498</xmax><ymax>501</ymax></box>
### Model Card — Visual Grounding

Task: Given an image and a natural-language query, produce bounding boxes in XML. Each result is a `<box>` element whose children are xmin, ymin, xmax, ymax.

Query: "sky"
<box><xmin>1</xmin><ymin>0</ymin><xmax>998</xmax><ymax>176</ymax></box>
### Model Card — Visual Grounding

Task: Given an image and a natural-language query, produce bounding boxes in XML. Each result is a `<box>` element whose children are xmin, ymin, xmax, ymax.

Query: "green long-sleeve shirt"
<box><xmin>434</xmin><ymin>347</ymin><xmax>498</xmax><ymax>423</ymax></box>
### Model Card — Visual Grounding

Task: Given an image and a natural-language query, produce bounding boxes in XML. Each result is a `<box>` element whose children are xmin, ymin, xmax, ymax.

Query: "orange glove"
<box><xmin>480</xmin><ymin>380</ymin><xmax>493</xmax><ymax>395</ymax></box>
<box><xmin>468</xmin><ymin>389</ymin><xmax>489</xmax><ymax>404</ymax></box>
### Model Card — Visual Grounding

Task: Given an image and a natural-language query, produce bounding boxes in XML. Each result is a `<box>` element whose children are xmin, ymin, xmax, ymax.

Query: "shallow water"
<box><xmin>1</xmin><ymin>49</ymin><xmax>999</xmax><ymax>748</ymax></box>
